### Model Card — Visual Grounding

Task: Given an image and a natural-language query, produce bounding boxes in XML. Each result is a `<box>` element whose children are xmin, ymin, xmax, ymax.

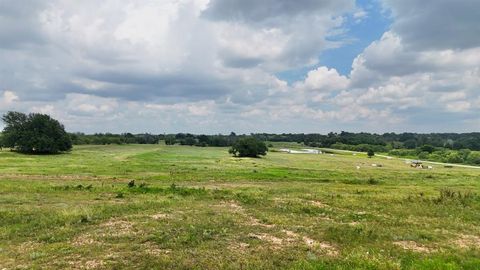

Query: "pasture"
<box><xmin>1</xmin><ymin>144</ymin><xmax>479</xmax><ymax>269</ymax></box>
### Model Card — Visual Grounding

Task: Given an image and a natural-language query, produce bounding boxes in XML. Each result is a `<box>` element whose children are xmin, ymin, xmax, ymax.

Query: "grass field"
<box><xmin>1</xmin><ymin>144</ymin><xmax>480</xmax><ymax>269</ymax></box>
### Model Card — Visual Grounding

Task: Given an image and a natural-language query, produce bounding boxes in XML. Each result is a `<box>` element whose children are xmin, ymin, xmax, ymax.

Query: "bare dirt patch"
<box><xmin>150</xmin><ymin>213</ymin><xmax>169</xmax><ymax>220</ymax></box>
<box><xmin>247</xmin><ymin>216</ymin><xmax>275</xmax><ymax>228</ymax></box>
<box><xmin>99</xmin><ymin>219</ymin><xmax>137</xmax><ymax>237</ymax></box>
<box><xmin>228</xmin><ymin>242</ymin><xmax>251</xmax><ymax>253</ymax></box>
<box><xmin>220</xmin><ymin>200</ymin><xmax>338</xmax><ymax>255</ymax></box>
<box><xmin>248</xmin><ymin>233</ymin><xmax>285</xmax><ymax>247</ymax></box>
<box><xmin>72</xmin><ymin>218</ymin><xmax>139</xmax><ymax>246</ymax></box>
<box><xmin>453</xmin><ymin>234</ymin><xmax>480</xmax><ymax>249</ymax></box>
<box><xmin>394</xmin><ymin>241</ymin><xmax>432</xmax><ymax>253</ymax></box>
<box><xmin>281</xmin><ymin>229</ymin><xmax>338</xmax><ymax>255</ymax></box>
<box><xmin>17</xmin><ymin>241</ymin><xmax>41</xmax><ymax>252</ymax></box>
<box><xmin>72</xmin><ymin>233</ymin><xmax>102</xmax><ymax>246</ymax></box>
<box><xmin>84</xmin><ymin>260</ymin><xmax>105</xmax><ymax>269</ymax></box>
<box><xmin>142</xmin><ymin>243</ymin><xmax>172</xmax><ymax>257</ymax></box>
<box><xmin>220</xmin><ymin>201</ymin><xmax>245</xmax><ymax>213</ymax></box>
<box><xmin>66</xmin><ymin>256</ymin><xmax>105</xmax><ymax>270</ymax></box>
<box><xmin>219</xmin><ymin>201</ymin><xmax>276</xmax><ymax>228</ymax></box>
<box><xmin>309</xmin><ymin>200</ymin><xmax>329</xmax><ymax>208</ymax></box>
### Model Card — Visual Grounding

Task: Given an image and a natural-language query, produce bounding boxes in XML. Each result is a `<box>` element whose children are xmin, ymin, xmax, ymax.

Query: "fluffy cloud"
<box><xmin>383</xmin><ymin>0</ymin><xmax>480</xmax><ymax>50</ymax></box>
<box><xmin>1</xmin><ymin>91</ymin><xmax>18</xmax><ymax>104</ymax></box>
<box><xmin>0</xmin><ymin>0</ymin><xmax>478</xmax><ymax>133</ymax></box>
<box><xmin>206</xmin><ymin>0</ymin><xmax>355</xmax><ymax>71</ymax></box>
<box><xmin>296</xmin><ymin>67</ymin><xmax>349</xmax><ymax>92</ymax></box>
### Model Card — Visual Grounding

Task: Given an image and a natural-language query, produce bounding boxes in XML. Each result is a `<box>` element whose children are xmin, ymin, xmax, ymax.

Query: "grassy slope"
<box><xmin>0</xmin><ymin>144</ymin><xmax>479</xmax><ymax>269</ymax></box>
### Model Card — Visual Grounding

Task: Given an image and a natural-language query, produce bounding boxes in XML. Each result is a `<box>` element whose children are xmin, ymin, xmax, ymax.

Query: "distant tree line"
<box><xmin>69</xmin><ymin>133</ymin><xmax>160</xmax><ymax>145</ymax></box>
<box><xmin>51</xmin><ymin>131</ymin><xmax>480</xmax><ymax>153</ymax></box>
<box><xmin>255</xmin><ymin>132</ymin><xmax>480</xmax><ymax>151</ymax></box>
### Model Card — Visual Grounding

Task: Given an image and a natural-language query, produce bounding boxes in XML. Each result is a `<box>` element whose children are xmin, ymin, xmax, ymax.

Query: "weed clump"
<box><xmin>367</xmin><ymin>178</ymin><xmax>380</xmax><ymax>185</ymax></box>
<box><xmin>127</xmin><ymin>180</ymin><xmax>135</xmax><ymax>188</ymax></box>
<box><xmin>79</xmin><ymin>215</ymin><xmax>90</xmax><ymax>223</ymax></box>
<box><xmin>433</xmin><ymin>188</ymin><xmax>477</xmax><ymax>206</ymax></box>
<box><xmin>54</xmin><ymin>184</ymin><xmax>93</xmax><ymax>191</ymax></box>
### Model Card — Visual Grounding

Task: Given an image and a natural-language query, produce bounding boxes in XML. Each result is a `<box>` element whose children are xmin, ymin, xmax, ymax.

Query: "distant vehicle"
<box><xmin>411</xmin><ymin>160</ymin><xmax>423</xmax><ymax>168</ymax></box>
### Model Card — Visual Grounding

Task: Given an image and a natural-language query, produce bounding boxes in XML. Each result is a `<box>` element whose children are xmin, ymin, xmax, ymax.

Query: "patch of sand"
<box><xmin>150</xmin><ymin>213</ymin><xmax>169</xmax><ymax>220</ymax></box>
<box><xmin>248</xmin><ymin>233</ymin><xmax>284</xmax><ymax>247</ymax></box>
<box><xmin>228</xmin><ymin>242</ymin><xmax>250</xmax><ymax>253</ymax></box>
<box><xmin>17</xmin><ymin>241</ymin><xmax>41</xmax><ymax>252</ymax></box>
<box><xmin>309</xmin><ymin>200</ymin><xmax>329</xmax><ymax>208</ymax></box>
<box><xmin>394</xmin><ymin>241</ymin><xmax>432</xmax><ymax>253</ymax></box>
<box><xmin>84</xmin><ymin>260</ymin><xmax>105</xmax><ymax>270</ymax></box>
<box><xmin>142</xmin><ymin>243</ymin><xmax>172</xmax><ymax>256</ymax></box>
<box><xmin>72</xmin><ymin>218</ymin><xmax>138</xmax><ymax>247</ymax></box>
<box><xmin>221</xmin><ymin>200</ymin><xmax>338</xmax><ymax>255</ymax></box>
<box><xmin>454</xmin><ymin>234</ymin><xmax>480</xmax><ymax>248</ymax></box>
<box><xmin>67</xmin><ymin>258</ymin><xmax>105</xmax><ymax>270</ymax></box>
<box><xmin>281</xmin><ymin>229</ymin><xmax>338</xmax><ymax>255</ymax></box>
<box><xmin>99</xmin><ymin>219</ymin><xmax>137</xmax><ymax>237</ymax></box>
<box><xmin>72</xmin><ymin>233</ymin><xmax>101</xmax><ymax>246</ymax></box>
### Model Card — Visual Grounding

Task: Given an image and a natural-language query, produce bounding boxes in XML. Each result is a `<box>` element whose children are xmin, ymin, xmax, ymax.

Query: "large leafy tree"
<box><xmin>229</xmin><ymin>137</ymin><xmax>268</xmax><ymax>158</ymax></box>
<box><xmin>1</xmin><ymin>111</ymin><xmax>72</xmax><ymax>154</ymax></box>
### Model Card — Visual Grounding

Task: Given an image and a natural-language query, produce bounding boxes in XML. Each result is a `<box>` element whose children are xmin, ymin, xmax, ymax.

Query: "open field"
<box><xmin>317</xmin><ymin>148</ymin><xmax>480</xmax><ymax>170</ymax></box>
<box><xmin>1</xmin><ymin>144</ymin><xmax>480</xmax><ymax>269</ymax></box>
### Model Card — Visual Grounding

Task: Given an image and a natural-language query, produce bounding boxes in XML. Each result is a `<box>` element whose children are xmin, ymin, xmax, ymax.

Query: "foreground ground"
<box><xmin>1</xmin><ymin>144</ymin><xmax>479</xmax><ymax>269</ymax></box>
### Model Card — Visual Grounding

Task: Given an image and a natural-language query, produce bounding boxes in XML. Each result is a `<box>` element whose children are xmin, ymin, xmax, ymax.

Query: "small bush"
<box><xmin>127</xmin><ymin>180</ymin><xmax>135</xmax><ymax>188</ymax></box>
<box><xmin>433</xmin><ymin>188</ymin><xmax>477</xmax><ymax>205</ymax></box>
<box><xmin>367</xmin><ymin>178</ymin><xmax>380</xmax><ymax>185</ymax></box>
<box><xmin>79</xmin><ymin>215</ymin><xmax>90</xmax><ymax>223</ymax></box>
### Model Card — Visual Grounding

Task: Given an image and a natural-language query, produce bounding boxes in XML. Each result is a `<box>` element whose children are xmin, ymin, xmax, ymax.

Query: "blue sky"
<box><xmin>277</xmin><ymin>0</ymin><xmax>391</xmax><ymax>83</ymax></box>
<box><xmin>0</xmin><ymin>0</ymin><xmax>479</xmax><ymax>133</ymax></box>
<box><xmin>321</xmin><ymin>0</ymin><xmax>392</xmax><ymax>75</ymax></box>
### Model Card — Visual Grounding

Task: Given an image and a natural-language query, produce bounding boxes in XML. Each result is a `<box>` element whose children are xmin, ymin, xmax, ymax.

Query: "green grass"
<box><xmin>1</xmin><ymin>144</ymin><xmax>480</xmax><ymax>269</ymax></box>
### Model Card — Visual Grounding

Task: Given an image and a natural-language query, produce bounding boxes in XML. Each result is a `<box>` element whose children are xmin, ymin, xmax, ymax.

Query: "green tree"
<box><xmin>404</xmin><ymin>139</ymin><xmax>417</xmax><ymax>149</ymax></box>
<box><xmin>229</xmin><ymin>137</ymin><xmax>267</xmax><ymax>158</ymax></box>
<box><xmin>466</xmin><ymin>152</ymin><xmax>480</xmax><ymax>165</ymax></box>
<box><xmin>445</xmin><ymin>152</ymin><xmax>463</xmax><ymax>163</ymax></box>
<box><xmin>164</xmin><ymin>135</ymin><xmax>176</xmax><ymax>145</ymax></box>
<box><xmin>1</xmin><ymin>111</ymin><xmax>72</xmax><ymax>154</ymax></box>
<box><xmin>367</xmin><ymin>149</ymin><xmax>375</xmax><ymax>158</ymax></box>
<box><xmin>418</xmin><ymin>151</ymin><xmax>429</xmax><ymax>160</ymax></box>
<box><xmin>420</xmin><ymin>144</ymin><xmax>435</xmax><ymax>154</ymax></box>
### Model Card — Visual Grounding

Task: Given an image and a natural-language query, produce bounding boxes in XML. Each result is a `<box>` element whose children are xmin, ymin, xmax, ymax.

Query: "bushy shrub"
<box><xmin>466</xmin><ymin>152</ymin><xmax>480</xmax><ymax>165</ymax></box>
<box><xmin>388</xmin><ymin>149</ymin><xmax>417</xmax><ymax>157</ymax></box>
<box><xmin>418</xmin><ymin>151</ymin><xmax>429</xmax><ymax>160</ymax></box>
<box><xmin>445</xmin><ymin>152</ymin><xmax>463</xmax><ymax>163</ymax></box>
<box><xmin>229</xmin><ymin>137</ymin><xmax>268</xmax><ymax>158</ymax></box>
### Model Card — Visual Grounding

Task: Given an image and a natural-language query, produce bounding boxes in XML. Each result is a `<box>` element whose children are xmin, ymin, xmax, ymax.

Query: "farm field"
<box><xmin>1</xmin><ymin>144</ymin><xmax>480</xmax><ymax>269</ymax></box>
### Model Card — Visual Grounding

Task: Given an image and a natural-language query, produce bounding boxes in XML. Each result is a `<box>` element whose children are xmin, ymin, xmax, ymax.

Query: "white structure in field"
<box><xmin>279</xmin><ymin>148</ymin><xmax>321</xmax><ymax>154</ymax></box>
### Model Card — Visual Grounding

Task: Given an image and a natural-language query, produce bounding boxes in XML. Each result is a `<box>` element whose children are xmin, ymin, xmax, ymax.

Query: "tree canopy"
<box><xmin>1</xmin><ymin>111</ymin><xmax>72</xmax><ymax>154</ymax></box>
<box><xmin>229</xmin><ymin>137</ymin><xmax>268</xmax><ymax>158</ymax></box>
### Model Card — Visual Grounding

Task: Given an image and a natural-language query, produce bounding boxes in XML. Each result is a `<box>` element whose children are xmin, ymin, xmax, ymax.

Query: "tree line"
<box><xmin>1</xmin><ymin>111</ymin><xmax>478</xmax><ymax>164</ymax></box>
<box><xmin>255</xmin><ymin>132</ymin><xmax>480</xmax><ymax>151</ymax></box>
<box><xmin>67</xmin><ymin>131</ymin><xmax>480</xmax><ymax>151</ymax></box>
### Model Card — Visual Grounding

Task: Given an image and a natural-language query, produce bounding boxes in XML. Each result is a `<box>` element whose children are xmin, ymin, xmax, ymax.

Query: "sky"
<box><xmin>0</xmin><ymin>0</ymin><xmax>479</xmax><ymax>134</ymax></box>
